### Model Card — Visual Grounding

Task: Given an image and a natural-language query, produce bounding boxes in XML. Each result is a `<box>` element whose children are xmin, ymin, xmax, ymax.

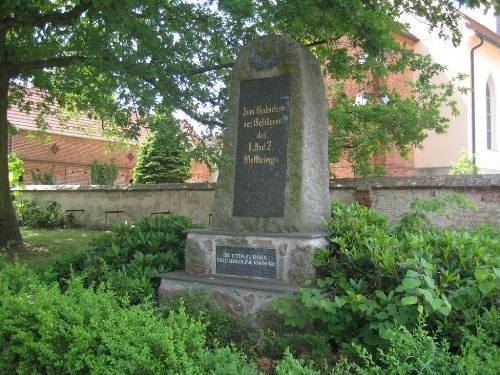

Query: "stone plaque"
<box><xmin>216</xmin><ymin>246</ymin><xmax>276</xmax><ymax>278</ymax></box>
<box><xmin>232</xmin><ymin>75</ymin><xmax>290</xmax><ymax>218</ymax></box>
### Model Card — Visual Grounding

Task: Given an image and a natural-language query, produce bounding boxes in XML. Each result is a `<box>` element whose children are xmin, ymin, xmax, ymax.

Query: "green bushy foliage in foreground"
<box><xmin>91</xmin><ymin>213</ymin><xmax>198</xmax><ymax>275</ymax></box>
<box><xmin>275</xmin><ymin>310</ymin><xmax>500</xmax><ymax>374</ymax></box>
<box><xmin>17</xmin><ymin>199</ymin><xmax>72</xmax><ymax>228</ymax></box>
<box><xmin>159</xmin><ymin>289</ymin><xmax>256</xmax><ymax>351</ymax></box>
<box><xmin>274</xmin><ymin>198</ymin><xmax>499</xmax><ymax>369</ymax></box>
<box><xmin>0</xmin><ymin>260</ymin><xmax>335</xmax><ymax>375</ymax></box>
<box><xmin>44</xmin><ymin>214</ymin><xmax>200</xmax><ymax>303</ymax></box>
<box><xmin>0</xmin><ymin>261</ymin><xmax>260</xmax><ymax>375</ymax></box>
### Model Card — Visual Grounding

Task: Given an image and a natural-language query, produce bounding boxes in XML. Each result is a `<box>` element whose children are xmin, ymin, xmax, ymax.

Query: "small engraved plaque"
<box><xmin>216</xmin><ymin>246</ymin><xmax>277</xmax><ymax>278</ymax></box>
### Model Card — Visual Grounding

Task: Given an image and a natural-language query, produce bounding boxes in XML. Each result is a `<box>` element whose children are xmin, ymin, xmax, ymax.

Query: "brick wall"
<box><xmin>331</xmin><ymin>175</ymin><xmax>500</xmax><ymax>228</ymax></box>
<box><xmin>12</xmin><ymin>130</ymin><xmax>138</xmax><ymax>184</ymax></box>
<box><xmin>11</xmin><ymin>130</ymin><xmax>212</xmax><ymax>184</ymax></box>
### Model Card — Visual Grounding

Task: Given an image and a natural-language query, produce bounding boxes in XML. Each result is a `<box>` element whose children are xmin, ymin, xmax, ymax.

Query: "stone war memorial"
<box><xmin>158</xmin><ymin>34</ymin><xmax>330</xmax><ymax>316</ymax></box>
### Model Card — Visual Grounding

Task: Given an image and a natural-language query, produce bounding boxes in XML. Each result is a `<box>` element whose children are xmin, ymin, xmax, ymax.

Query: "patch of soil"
<box><xmin>255</xmin><ymin>357</ymin><xmax>275</xmax><ymax>374</ymax></box>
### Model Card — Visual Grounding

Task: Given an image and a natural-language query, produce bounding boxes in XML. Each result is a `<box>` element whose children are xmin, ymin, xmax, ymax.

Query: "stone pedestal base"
<box><xmin>157</xmin><ymin>271</ymin><xmax>303</xmax><ymax>317</ymax></box>
<box><xmin>184</xmin><ymin>229</ymin><xmax>329</xmax><ymax>284</ymax></box>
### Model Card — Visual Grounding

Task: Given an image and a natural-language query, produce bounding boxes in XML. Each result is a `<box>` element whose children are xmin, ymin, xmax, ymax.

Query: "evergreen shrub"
<box><xmin>0</xmin><ymin>262</ymin><xmax>259</xmax><ymax>374</ymax></box>
<box><xmin>133</xmin><ymin>117</ymin><xmax>192</xmax><ymax>183</ymax></box>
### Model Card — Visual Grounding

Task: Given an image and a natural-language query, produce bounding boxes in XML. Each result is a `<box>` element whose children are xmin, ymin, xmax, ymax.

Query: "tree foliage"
<box><xmin>133</xmin><ymin>117</ymin><xmax>192</xmax><ymax>184</ymax></box>
<box><xmin>0</xmin><ymin>0</ymin><xmax>497</xmax><ymax>246</ymax></box>
<box><xmin>449</xmin><ymin>148</ymin><xmax>480</xmax><ymax>175</ymax></box>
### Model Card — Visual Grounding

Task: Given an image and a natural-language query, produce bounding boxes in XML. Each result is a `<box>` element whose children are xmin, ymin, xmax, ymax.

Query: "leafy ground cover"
<box><xmin>274</xmin><ymin>197</ymin><xmax>500</xmax><ymax>373</ymax></box>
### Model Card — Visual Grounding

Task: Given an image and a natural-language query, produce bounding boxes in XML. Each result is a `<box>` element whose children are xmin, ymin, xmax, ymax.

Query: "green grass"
<box><xmin>11</xmin><ymin>228</ymin><xmax>102</xmax><ymax>271</ymax></box>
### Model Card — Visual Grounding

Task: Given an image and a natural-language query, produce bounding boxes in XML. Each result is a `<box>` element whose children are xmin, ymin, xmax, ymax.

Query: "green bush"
<box><xmin>17</xmin><ymin>199</ymin><xmax>71</xmax><ymax>228</ymax></box>
<box><xmin>63</xmin><ymin>213</ymin><xmax>200</xmax><ymax>302</ymax></box>
<box><xmin>449</xmin><ymin>148</ymin><xmax>479</xmax><ymax>175</ymax></box>
<box><xmin>90</xmin><ymin>160</ymin><xmax>119</xmax><ymax>185</ymax></box>
<box><xmin>0</xmin><ymin>262</ymin><xmax>259</xmax><ymax>374</ymax></box>
<box><xmin>331</xmin><ymin>310</ymin><xmax>500</xmax><ymax>375</ymax></box>
<box><xmin>276</xmin><ymin>311</ymin><xmax>500</xmax><ymax>375</ymax></box>
<box><xmin>255</xmin><ymin>333</ymin><xmax>333</xmax><ymax>370</ymax></box>
<box><xmin>91</xmin><ymin>213</ymin><xmax>198</xmax><ymax>273</ymax></box>
<box><xmin>31</xmin><ymin>170</ymin><xmax>56</xmax><ymax>184</ymax></box>
<box><xmin>159</xmin><ymin>289</ymin><xmax>255</xmax><ymax>350</ymax></box>
<box><xmin>8</xmin><ymin>152</ymin><xmax>25</xmax><ymax>189</ymax></box>
<box><xmin>274</xmin><ymin>198</ymin><xmax>499</xmax><ymax>357</ymax></box>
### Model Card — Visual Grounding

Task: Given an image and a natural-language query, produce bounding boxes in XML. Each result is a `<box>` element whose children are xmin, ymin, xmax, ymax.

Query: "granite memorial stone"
<box><xmin>212</xmin><ymin>34</ymin><xmax>330</xmax><ymax>232</ymax></box>
<box><xmin>158</xmin><ymin>35</ymin><xmax>331</xmax><ymax>316</ymax></box>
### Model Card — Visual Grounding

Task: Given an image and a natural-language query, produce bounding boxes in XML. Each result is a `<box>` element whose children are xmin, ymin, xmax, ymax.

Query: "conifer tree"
<box><xmin>133</xmin><ymin>118</ymin><xmax>192</xmax><ymax>184</ymax></box>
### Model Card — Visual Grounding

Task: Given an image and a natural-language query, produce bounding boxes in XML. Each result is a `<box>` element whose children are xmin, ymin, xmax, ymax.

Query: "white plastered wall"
<box><xmin>402</xmin><ymin>9</ymin><xmax>500</xmax><ymax>174</ymax></box>
<box><xmin>474</xmin><ymin>47</ymin><xmax>500</xmax><ymax>172</ymax></box>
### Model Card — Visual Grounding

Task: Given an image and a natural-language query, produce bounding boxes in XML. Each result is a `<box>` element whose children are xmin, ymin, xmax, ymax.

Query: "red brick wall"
<box><xmin>12</xmin><ymin>131</ymin><xmax>137</xmax><ymax>184</ymax></box>
<box><xmin>330</xmin><ymin>148</ymin><xmax>415</xmax><ymax>178</ymax></box>
<box><xmin>189</xmin><ymin>160</ymin><xmax>212</xmax><ymax>183</ymax></box>
<box><xmin>11</xmin><ymin>131</ymin><xmax>212</xmax><ymax>184</ymax></box>
<box><xmin>373</xmin><ymin>148</ymin><xmax>415</xmax><ymax>177</ymax></box>
<box><xmin>326</xmin><ymin>35</ymin><xmax>416</xmax><ymax>177</ymax></box>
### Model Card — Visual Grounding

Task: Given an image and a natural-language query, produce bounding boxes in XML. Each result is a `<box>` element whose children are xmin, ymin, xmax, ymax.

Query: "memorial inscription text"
<box><xmin>216</xmin><ymin>246</ymin><xmax>277</xmax><ymax>278</ymax></box>
<box><xmin>233</xmin><ymin>75</ymin><xmax>290</xmax><ymax>217</ymax></box>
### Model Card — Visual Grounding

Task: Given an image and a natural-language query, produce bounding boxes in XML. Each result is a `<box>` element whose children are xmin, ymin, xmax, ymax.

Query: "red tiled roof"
<box><xmin>8</xmin><ymin>89</ymin><xmax>149</xmax><ymax>144</ymax></box>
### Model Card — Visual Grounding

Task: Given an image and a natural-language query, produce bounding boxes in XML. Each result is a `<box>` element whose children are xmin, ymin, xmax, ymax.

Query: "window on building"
<box><xmin>354</xmin><ymin>93</ymin><xmax>368</xmax><ymax>105</ymax></box>
<box><xmin>486</xmin><ymin>79</ymin><xmax>497</xmax><ymax>151</ymax></box>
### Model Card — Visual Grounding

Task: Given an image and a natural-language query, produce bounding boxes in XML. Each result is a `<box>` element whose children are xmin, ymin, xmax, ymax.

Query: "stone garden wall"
<box><xmin>14</xmin><ymin>175</ymin><xmax>499</xmax><ymax>229</ymax></box>
<box><xmin>331</xmin><ymin>175</ymin><xmax>500</xmax><ymax>228</ymax></box>
<box><xmin>15</xmin><ymin>183</ymin><xmax>216</xmax><ymax>228</ymax></box>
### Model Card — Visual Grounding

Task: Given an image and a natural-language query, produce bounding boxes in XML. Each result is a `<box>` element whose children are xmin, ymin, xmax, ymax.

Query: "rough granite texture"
<box><xmin>157</xmin><ymin>271</ymin><xmax>308</xmax><ymax>317</ymax></box>
<box><xmin>158</xmin><ymin>278</ymin><xmax>288</xmax><ymax>317</ymax></box>
<box><xmin>211</xmin><ymin>34</ymin><xmax>330</xmax><ymax>232</ymax></box>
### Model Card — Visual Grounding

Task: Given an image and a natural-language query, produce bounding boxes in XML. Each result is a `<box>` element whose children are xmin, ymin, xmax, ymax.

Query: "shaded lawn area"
<box><xmin>10</xmin><ymin>228</ymin><xmax>102</xmax><ymax>272</ymax></box>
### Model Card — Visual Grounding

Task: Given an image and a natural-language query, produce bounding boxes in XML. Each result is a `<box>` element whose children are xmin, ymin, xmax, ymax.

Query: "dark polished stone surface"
<box><xmin>233</xmin><ymin>75</ymin><xmax>290</xmax><ymax>218</ymax></box>
<box><xmin>216</xmin><ymin>246</ymin><xmax>277</xmax><ymax>278</ymax></box>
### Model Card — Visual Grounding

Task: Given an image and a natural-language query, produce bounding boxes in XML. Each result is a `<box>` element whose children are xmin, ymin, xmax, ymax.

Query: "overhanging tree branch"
<box><xmin>190</xmin><ymin>62</ymin><xmax>234</xmax><ymax>75</ymax></box>
<box><xmin>12</xmin><ymin>55</ymin><xmax>86</xmax><ymax>75</ymax></box>
<box><xmin>0</xmin><ymin>0</ymin><xmax>92</xmax><ymax>31</ymax></box>
<box><xmin>179</xmin><ymin>106</ymin><xmax>224</xmax><ymax>128</ymax></box>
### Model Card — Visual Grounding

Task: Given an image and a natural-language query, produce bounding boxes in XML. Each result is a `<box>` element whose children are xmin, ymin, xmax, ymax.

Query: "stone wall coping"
<box><xmin>12</xmin><ymin>175</ymin><xmax>499</xmax><ymax>193</ymax></box>
<box><xmin>12</xmin><ymin>182</ymin><xmax>216</xmax><ymax>192</ymax></box>
<box><xmin>330</xmin><ymin>174</ymin><xmax>500</xmax><ymax>190</ymax></box>
<box><xmin>185</xmin><ymin>229</ymin><xmax>329</xmax><ymax>239</ymax></box>
<box><xmin>156</xmin><ymin>271</ymin><xmax>311</xmax><ymax>292</ymax></box>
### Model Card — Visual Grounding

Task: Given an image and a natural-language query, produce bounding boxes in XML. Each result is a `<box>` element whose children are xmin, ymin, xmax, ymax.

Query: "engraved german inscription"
<box><xmin>233</xmin><ymin>75</ymin><xmax>290</xmax><ymax>217</ymax></box>
<box><xmin>216</xmin><ymin>246</ymin><xmax>277</xmax><ymax>278</ymax></box>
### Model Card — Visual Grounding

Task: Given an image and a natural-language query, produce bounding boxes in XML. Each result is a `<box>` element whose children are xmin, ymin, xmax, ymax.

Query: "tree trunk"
<box><xmin>0</xmin><ymin>31</ymin><xmax>22</xmax><ymax>249</ymax></box>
